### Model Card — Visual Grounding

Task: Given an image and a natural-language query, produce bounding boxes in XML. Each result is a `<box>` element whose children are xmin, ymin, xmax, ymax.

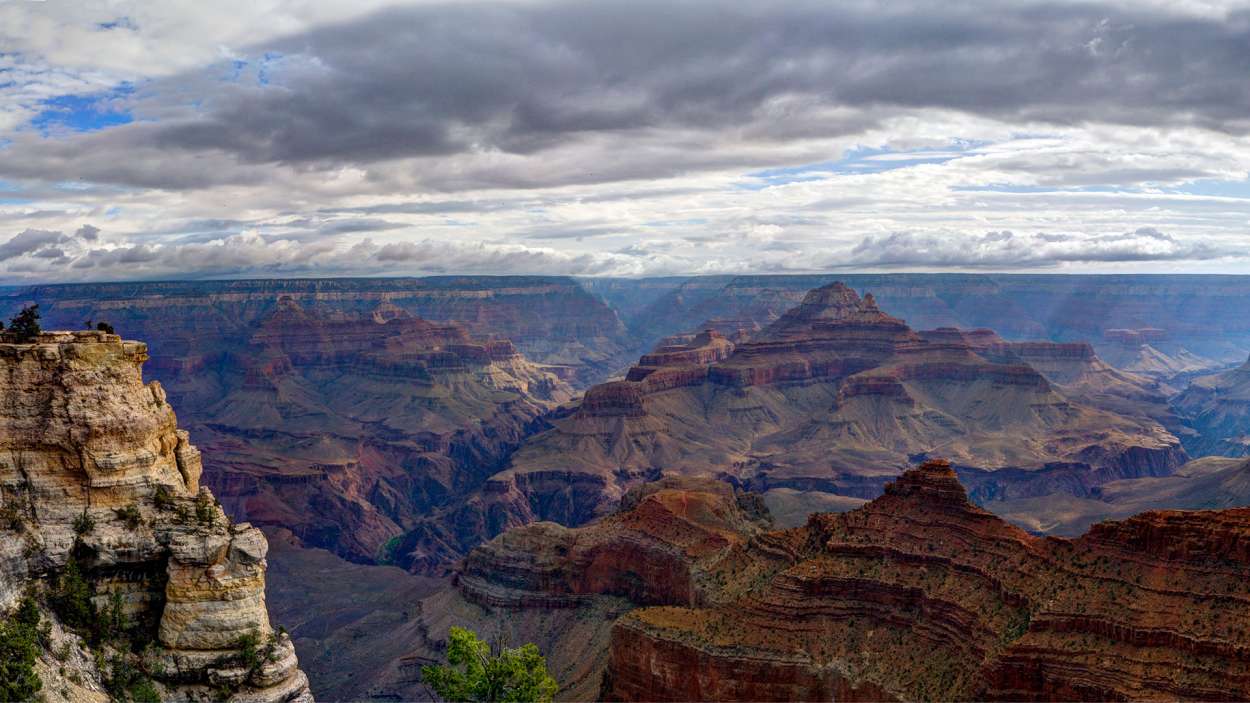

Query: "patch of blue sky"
<box><xmin>952</xmin><ymin>184</ymin><xmax>1126</xmax><ymax>194</ymax></box>
<box><xmin>741</xmin><ymin>141</ymin><xmax>984</xmax><ymax>189</ymax></box>
<box><xmin>1164</xmin><ymin>179</ymin><xmax>1250</xmax><ymax>199</ymax></box>
<box><xmin>31</xmin><ymin>83</ymin><xmax>135</xmax><ymax>134</ymax></box>
<box><xmin>222</xmin><ymin>52</ymin><xmax>287</xmax><ymax>86</ymax></box>
<box><xmin>0</xmin><ymin>180</ymin><xmax>30</xmax><ymax>205</ymax></box>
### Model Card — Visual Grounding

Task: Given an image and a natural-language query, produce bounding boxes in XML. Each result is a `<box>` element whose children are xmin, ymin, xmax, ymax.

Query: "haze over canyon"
<box><xmin>5</xmin><ymin>0</ymin><xmax>1250</xmax><ymax>700</ymax></box>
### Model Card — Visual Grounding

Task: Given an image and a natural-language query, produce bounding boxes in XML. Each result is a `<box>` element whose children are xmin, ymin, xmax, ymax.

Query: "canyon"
<box><xmin>396</xmin><ymin>460</ymin><xmax>1250</xmax><ymax>701</ymax></box>
<box><xmin>396</xmin><ymin>282</ymin><xmax>1187</xmax><ymax>572</ymax></box>
<box><xmin>191</xmin><ymin>296</ymin><xmax>573</xmax><ymax>565</ymax></box>
<box><xmin>0</xmin><ymin>330</ymin><xmax>310</xmax><ymax>701</ymax></box>
<box><xmin>6</xmin><ymin>274</ymin><xmax>1250</xmax><ymax>700</ymax></box>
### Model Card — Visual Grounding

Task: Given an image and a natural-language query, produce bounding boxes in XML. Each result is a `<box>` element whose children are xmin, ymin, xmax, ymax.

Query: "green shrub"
<box><xmin>49</xmin><ymin>555</ymin><xmax>96</xmax><ymax>635</ymax></box>
<box><xmin>421</xmin><ymin>627</ymin><xmax>558</xmax><ymax>703</ymax></box>
<box><xmin>1</xmin><ymin>503</ymin><xmax>23</xmax><ymax>532</ymax></box>
<box><xmin>114</xmin><ymin>505</ymin><xmax>144</xmax><ymax>530</ymax></box>
<box><xmin>7</xmin><ymin>305</ymin><xmax>41</xmax><ymax>343</ymax></box>
<box><xmin>103</xmin><ymin>651</ymin><xmax>160</xmax><ymax>703</ymax></box>
<box><xmin>73</xmin><ymin>510</ymin><xmax>96</xmax><ymax>536</ymax></box>
<box><xmin>153</xmin><ymin>486</ymin><xmax>176</xmax><ymax>511</ymax></box>
<box><xmin>194</xmin><ymin>493</ymin><xmax>216</xmax><ymax>527</ymax></box>
<box><xmin>0</xmin><ymin>593</ymin><xmax>44</xmax><ymax>700</ymax></box>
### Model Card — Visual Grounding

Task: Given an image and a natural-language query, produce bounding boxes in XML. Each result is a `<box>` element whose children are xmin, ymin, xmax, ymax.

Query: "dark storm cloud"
<box><xmin>74</xmin><ymin>224</ymin><xmax>101</xmax><ymax>241</ymax></box>
<box><xmin>846</xmin><ymin>227</ymin><xmax>1237</xmax><ymax>268</ymax></box>
<box><xmin>0</xmin><ymin>229</ymin><xmax>70</xmax><ymax>261</ymax></box>
<box><xmin>3</xmin><ymin>0</ymin><xmax>1249</xmax><ymax>190</ymax></box>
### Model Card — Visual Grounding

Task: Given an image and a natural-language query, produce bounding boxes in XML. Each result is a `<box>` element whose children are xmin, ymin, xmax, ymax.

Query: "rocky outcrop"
<box><xmin>601</xmin><ymin>461</ymin><xmax>1250</xmax><ymax>701</ymax></box>
<box><xmin>627</xmin><ymin>331</ymin><xmax>735</xmax><ymax>381</ymax></box>
<box><xmin>400</xmin><ymin>283</ymin><xmax>1185</xmax><ymax>573</ymax></box>
<box><xmin>1173</xmin><ymin>357</ymin><xmax>1250</xmax><ymax>457</ymax></box>
<box><xmin>0</xmin><ymin>331</ymin><xmax>310</xmax><ymax>701</ymax></box>
<box><xmin>456</xmin><ymin>477</ymin><xmax>771</xmax><ymax>609</ymax></box>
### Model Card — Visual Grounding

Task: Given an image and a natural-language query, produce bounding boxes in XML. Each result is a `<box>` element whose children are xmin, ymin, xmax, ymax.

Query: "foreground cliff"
<box><xmin>0</xmin><ymin>331</ymin><xmax>311</xmax><ymax>701</ymax></box>
<box><xmin>417</xmin><ymin>461</ymin><xmax>1250</xmax><ymax>701</ymax></box>
<box><xmin>606</xmin><ymin>461</ymin><xmax>1250</xmax><ymax>701</ymax></box>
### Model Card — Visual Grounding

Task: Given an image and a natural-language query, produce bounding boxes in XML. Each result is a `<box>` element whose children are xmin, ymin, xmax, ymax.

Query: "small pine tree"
<box><xmin>8</xmin><ymin>305</ymin><xmax>41</xmax><ymax>343</ymax></box>
<box><xmin>96</xmin><ymin>321</ymin><xmax>115</xmax><ymax>335</ymax></box>
<box><xmin>0</xmin><ymin>594</ymin><xmax>43</xmax><ymax>700</ymax></box>
<box><xmin>422</xmin><ymin>627</ymin><xmax>558</xmax><ymax>703</ymax></box>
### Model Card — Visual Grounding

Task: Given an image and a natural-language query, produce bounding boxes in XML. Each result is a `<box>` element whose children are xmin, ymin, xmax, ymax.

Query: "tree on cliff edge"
<box><xmin>421</xmin><ymin>626</ymin><xmax>558</xmax><ymax>703</ymax></box>
<box><xmin>8</xmin><ymin>305</ymin><xmax>41</xmax><ymax>343</ymax></box>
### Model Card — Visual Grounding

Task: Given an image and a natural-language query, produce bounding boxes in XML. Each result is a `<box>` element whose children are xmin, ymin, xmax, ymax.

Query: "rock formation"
<box><xmin>194</xmin><ymin>297</ymin><xmax>573</xmax><ymax>564</ymax></box>
<box><xmin>624</xmin><ymin>274</ymin><xmax>1250</xmax><ymax>376</ymax></box>
<box><xmin>4</xmin><ymin>276</ymin><xmax>635</xmax><ymax>398</ymax></box>
<box><xmin>603</xmin><ymin>461</ymin><xmax>1250</xmax><ymax>701</ymax></box>
<box><xmin>0</xmin><ymin>330</ymin><xmax>310</xmax><ymax>701</ymax></box>
<box><xmin>397</xmin><ymin>282</ymin><xmax>1186</xmax><ymax>572</ymax></box>
<box><xmin>395</xmin><ymin>477</ymin><xmax>772</xmax><ymax>702</ymax></box>
<box><xmin>399</xmin><ymin>462</ymin><xmax>1250</xmax><ymax>701</ymax></box>
<box><xmin>1173</xmin><ymin>356</ymin><xmax>1250</xmax><ymax>457</ymax></box>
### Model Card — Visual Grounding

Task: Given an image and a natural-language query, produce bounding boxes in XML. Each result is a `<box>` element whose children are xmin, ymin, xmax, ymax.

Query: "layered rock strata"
<box><xmin>397</xmin><ymin>283</ymin><xmax>1185</xmax><ymax>572</ymax></box>
<box><xmin>394</xmin><ymin>477</ymin><xmax>771</xmax><ymax>702</ymax></box>
<box><xmin>196</xmin><ymin>297</ymin><xmax>573</xmax><ymax>564</ymax></box>
<box><xmin>602</xmin><ymin>461</ymin><xmax>1250</xmax><ymax>701</ymax></box>
<box><xmin>0</xmin><ymin>331</ymin><xmax>311</xmax><ymax>701</ymax></box>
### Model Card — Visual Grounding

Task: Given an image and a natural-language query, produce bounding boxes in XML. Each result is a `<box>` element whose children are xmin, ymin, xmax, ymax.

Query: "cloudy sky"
<box><xmin>1</xmin><ymin>0</ymin><xmax>1249</xmax><ymax>283</ymax></box>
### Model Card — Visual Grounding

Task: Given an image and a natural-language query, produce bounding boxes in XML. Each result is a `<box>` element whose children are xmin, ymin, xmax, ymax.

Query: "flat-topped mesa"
<box><xmin>578</xmin><ymin>381</ymin><xmax>647</xmax><ymax>417</ymax></box>
<box><xmin>919</xmin><ymin>327</ymin><xmax>1005</xmax><ymax>349</ymax></box>
<box><xmin>0</xmin><ymin>331</ymin><xmax>311</xmax><ymax>702</ymax></box>
<box><xmin>602</xmin><ymin>466</ymin><xmax>1250</xmax><ymax>702</ymax></box>
<box><xmin>1104</xmin><ymin>327</ymin><xmax>1170</xmax><ymax>346</ymax></box>
<box><xmin>626</xmin><ymin>329</ymin><xmax>735</xmax><ymax>382</ymax></box>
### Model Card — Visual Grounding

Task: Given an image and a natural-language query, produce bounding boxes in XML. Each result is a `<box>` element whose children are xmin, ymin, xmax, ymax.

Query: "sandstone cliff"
<box><xmin>0</xmin><ymin>331</ymin><xmax>311</xmax><ymax>702</ymax></box>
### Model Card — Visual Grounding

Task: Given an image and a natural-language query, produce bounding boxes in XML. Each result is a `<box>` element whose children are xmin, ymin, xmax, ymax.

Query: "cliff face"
<box><xmin>194</xmin><ymin>297</ymin><xmax>573</xmax><ymax>565</ymax></box>
<box><xmin>602</xmin><ymin>462</ymin><xmax>1250</xmax><ymax>701</ymax></box>
<box><xmin>0</xmin><ymin>331</ymin><xmax>310</xmax><ymax>701</ymax></box>
<box><xmin>1173</xmin><ymin>357</ymin><xmax>1250</xmax><ymax>458</ymax></box>
<box><xmin>401</xmin><ymin>282</ymin><xmax>1185</xmax><ymax>572</ymax></box>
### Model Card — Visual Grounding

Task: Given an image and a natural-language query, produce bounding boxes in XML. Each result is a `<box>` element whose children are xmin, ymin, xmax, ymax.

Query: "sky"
<box><xmin>1</xmin><ymin>0</ymin><xmax>1249</xmax><ymax>283</ymax></box>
